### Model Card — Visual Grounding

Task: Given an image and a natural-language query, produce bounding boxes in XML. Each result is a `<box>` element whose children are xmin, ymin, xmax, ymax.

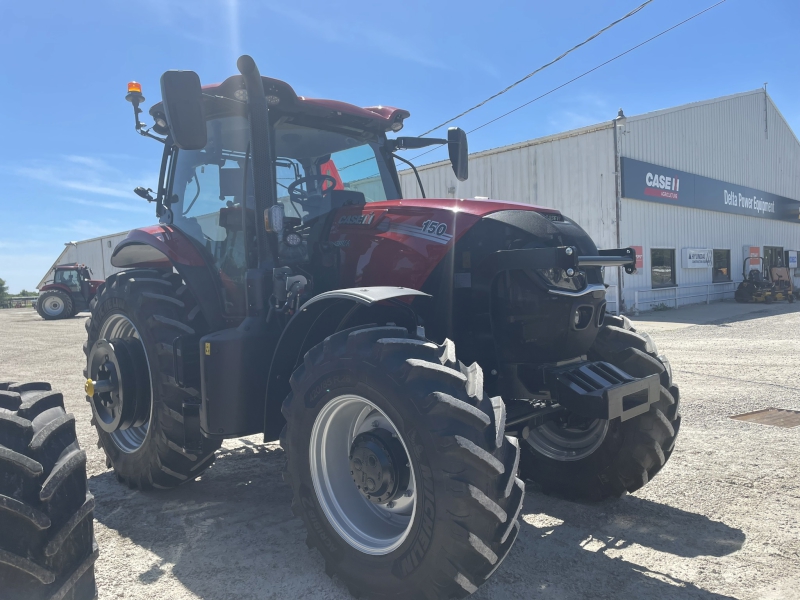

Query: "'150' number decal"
<box><xmin>420</xmin><ymin>220</ymin><xmax>448</xmax><ymax>236</ymax></box>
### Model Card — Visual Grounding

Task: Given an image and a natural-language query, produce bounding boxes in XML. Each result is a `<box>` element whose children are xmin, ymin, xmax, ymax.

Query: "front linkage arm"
<box><xmin>479</xmin><ymin>245</ymin><xmax>637</xmax><ymax>277</ymax></box>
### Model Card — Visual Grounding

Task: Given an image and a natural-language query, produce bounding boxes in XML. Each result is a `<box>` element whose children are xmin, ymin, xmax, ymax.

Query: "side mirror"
<box><xmin>448</xmin><ymin>127</ymin><xmax>468</xmax><ymax>182</ymax></box>
<box><xmin>160</xmin><ymin>70</ymin><xmax>207</xmax><ymax>150</ymax></box>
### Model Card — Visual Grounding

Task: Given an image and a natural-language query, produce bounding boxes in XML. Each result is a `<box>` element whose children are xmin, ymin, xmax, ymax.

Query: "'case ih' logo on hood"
<box><xmin>645</xmin><ymin>172</ymin><xmax>680</xmax><ymax>200</ymax></box>
<box><xmin>339</xmin><ymin>212</ymin><xmax>375</xmax><ymax>226</ymax></box>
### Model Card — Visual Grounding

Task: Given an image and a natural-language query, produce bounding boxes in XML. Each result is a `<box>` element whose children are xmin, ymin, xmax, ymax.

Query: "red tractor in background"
<box><xmin>8</xmin><ymin>56</ymin><xmax>679</xmax><ymax>599</ymax></box>
<box><xmin>35</xmin><ymin>263</ymin><xmax>104</xmax><ymax>320</ymax></box>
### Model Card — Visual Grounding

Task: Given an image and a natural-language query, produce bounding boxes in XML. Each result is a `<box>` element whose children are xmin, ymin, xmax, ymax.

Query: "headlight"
<box><xmin>535</xmin><ymin>268</ymin><xmax>587</xmax><ymax>292</ymax></box>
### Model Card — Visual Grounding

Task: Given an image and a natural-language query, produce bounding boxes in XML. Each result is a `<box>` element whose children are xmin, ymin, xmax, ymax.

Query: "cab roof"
<box><xmin>150</xmin><ymin>74</ymin><xmax>410</xmax><ymax>134</ymax></box>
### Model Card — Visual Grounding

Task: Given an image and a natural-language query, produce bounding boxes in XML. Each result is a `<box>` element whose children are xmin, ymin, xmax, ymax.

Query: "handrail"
<box><xmin>633</xmin><ymin>281</ymin><xmax>739</xmax><ymax>312</ymax></box>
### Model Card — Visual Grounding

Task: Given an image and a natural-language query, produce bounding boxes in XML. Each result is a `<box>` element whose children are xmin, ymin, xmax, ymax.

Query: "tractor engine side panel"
<box><xmin>327</xmin><ymin>206</ymin><xmax>482</xmax><ymax>291</ymax></box>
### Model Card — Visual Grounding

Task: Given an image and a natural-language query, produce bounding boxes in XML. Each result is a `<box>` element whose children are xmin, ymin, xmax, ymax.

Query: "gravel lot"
<box><xmin>2</xmin><ymin>303</ymin><xmax>800</xmax><ymax>600</ymax></box>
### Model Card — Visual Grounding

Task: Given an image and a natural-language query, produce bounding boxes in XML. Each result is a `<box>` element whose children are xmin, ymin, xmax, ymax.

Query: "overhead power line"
<box><xmin>408</xmin><ymin>0</ymin><xmax>728</xmax><ymax>164</ymax></box>
<box><xmin>417</xmin><ymin>0</ymin><xmax>655</xmax><ymax>137</ymax></box>
<box><xmin>337</xmin><ymin>0</ymin><xmax>654</xmax><ymax>175</ymax></box>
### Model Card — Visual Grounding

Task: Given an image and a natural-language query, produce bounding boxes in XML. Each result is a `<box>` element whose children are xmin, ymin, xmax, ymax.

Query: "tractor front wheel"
<box><xmin>36</xmin><ymin>291</ymin><xmax>73</xmax><ymax>320</ymax></box>
<box><xmin>84</xmin><ymin>269</ymin><xmax>220</xmax><ymax>490</ymax></box>
<box><xmin>282</xmin><ymin>325</ymin><xmax>524</xmax><ymax>599</ymax></box>
<box><xmin>519</xmin><ymin>315</ymin><xmax>681</xmax><ymax>501</ymax></box>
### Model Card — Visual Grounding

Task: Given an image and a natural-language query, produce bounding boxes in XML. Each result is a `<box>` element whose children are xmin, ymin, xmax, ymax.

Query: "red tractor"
<box><xmin>35</xmin><ymin>263</ymin><xmax>103</xmax><ymax>320</ymax></box>
<box><xmin>76</xmin><ymin>57</ymin><xmax>679</xmax><ymax>598</ymax></box>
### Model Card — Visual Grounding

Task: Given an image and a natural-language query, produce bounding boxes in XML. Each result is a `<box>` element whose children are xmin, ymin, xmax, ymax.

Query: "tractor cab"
<box><xmin>54</xmin><ymin>265</ymin><xmax>90</xmax><ymax>294</ymax></box>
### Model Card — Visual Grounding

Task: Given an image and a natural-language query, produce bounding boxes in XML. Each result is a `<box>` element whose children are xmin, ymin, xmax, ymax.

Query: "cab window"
<box><xmin>55</xmin><ymin>270</ymin><xmax>81</xmax><ymax>291</ymax></box>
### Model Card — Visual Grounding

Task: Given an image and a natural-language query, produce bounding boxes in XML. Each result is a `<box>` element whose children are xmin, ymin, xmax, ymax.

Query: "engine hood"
<box><xmin>375</xmin><ymin>198</ymin><xmax>562</xmax><ymax>218</ymax></box>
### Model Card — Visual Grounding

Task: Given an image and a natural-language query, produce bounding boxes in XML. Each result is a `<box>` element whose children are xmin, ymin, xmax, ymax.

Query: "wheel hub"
<box><xmin>86</xmin><ymin>338</ymin><xmax>150</xmax><ymax>434</ymax></box>
<box><xmin>349</xmin><ymin>429</ymin><xmax>410</xmax><ymax>505</ymax></box>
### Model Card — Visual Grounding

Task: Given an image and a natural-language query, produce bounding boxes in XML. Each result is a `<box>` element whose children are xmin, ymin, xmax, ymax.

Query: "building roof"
<box><xmin>409</xmin><ymin>89</ymin><xmax>800</xmax><ymax>174</ymax></box>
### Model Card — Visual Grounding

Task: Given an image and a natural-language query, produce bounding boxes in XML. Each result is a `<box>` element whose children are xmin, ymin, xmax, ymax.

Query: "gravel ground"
<box><xmin>2</xmin><ymin>303</ymin><xmax>799</xmax><ymax>600</ymax></box>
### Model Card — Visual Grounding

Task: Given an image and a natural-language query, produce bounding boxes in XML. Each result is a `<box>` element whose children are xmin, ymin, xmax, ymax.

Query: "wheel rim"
<box><xmin>525</xmin><ymin>417</ymin><xmax>609</xmax><ymax>461</ymax></box>
<box><xmin>96</xmin><ymin>314</ymin><xmax>153</xmax><ymax>453</ymax></box>
<box><xmin>42</xmin><ymin>296</ymin><xmax>65</xmax><ymax>317</ymax></box>
<box><xmin>309</xmin><ymin>395</ymin><xmax>416</xmax><ymax>555</ymax></box>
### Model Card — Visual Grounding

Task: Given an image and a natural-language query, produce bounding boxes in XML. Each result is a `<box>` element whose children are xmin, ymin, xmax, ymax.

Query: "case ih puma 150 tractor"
<box><xmin>80</xmin><ymin>56</ymin><xmax>680</xmax><ymax>598</ymax></box>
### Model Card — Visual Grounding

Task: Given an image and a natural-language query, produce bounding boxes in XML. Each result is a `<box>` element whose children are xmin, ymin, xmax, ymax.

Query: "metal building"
<box><xmin>399</xmin><ymin>89</ymin><xmax>800</xmax><ymax>313</ymax></box>
<box><xmin>37</xmin><ymin>231</ymin><xmax>130</xmax><ymax>289</ymax></box>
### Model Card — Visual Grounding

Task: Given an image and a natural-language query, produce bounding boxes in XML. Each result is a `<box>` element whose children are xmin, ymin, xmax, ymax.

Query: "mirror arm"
<box><xmin>201</xmin><ymin>93</ymin><xmax>246</xmax><ymax>106</ymax></box>
<box><xmin>136</xmin><ymin>127</ymin><xmax>167</xmax><ymax>144</ymax></box>
<box><xmin>392</xmin><ymin>153</ymin><xmax>426</xmax><ymax>199</ymax></box>
<box><xmin>387</xmin><ymin>137</ymin><xmax>448</xmax><ymax>152</ymax></box>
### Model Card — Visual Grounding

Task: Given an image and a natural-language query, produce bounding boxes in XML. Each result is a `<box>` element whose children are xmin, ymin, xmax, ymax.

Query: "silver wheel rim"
<box><xmin>97</xmin><ymin>314</ymin><xmax>153</xmax><ymax>453</ymax></box>
<box><xmin>42</xmin><ymin>296</ymin><xmax>65</xmax><ymax>317</ymax></box>
<box><xmin>309</xmin><ymin>395</ymin><xmax>416</xmax><ymax>555</ymax></box>
<box><xmin>525</xmin><ymin>418</ymin><xmax>609</xmax><ymax>461</ymax></box>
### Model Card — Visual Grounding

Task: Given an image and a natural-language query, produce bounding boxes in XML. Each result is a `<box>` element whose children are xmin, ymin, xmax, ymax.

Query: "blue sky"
<box><xmin>1</xmin><ymin>0</ymin><xmax>798</xmax><ymax>292</ymax></box>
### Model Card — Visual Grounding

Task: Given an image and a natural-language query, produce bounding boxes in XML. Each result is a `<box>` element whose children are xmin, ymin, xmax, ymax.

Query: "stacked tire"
<box><xmin>0</xmin><ymin>381</ymin><xmax>97</xmax><ymax>600</ymax></box>
<box><xmin>519</xmin><ymin>315</ymin><xmax>681</xmax><ymax>501</ymax></box>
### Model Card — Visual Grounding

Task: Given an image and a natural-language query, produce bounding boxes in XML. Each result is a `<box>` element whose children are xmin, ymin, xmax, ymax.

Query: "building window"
<box><xmin>651</xmin><ymin>249</ymin><xmax>676</xmax><ymax>289</ymax></box>
<box><xmin>713</xmin><ymin>249</ymin><xmax>731</xmax><ymax>282</ymax></box>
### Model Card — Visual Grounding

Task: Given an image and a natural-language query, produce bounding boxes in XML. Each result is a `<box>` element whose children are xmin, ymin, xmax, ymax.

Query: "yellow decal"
<box><xmin>205</xmin><ymin>342</ymin><xmax>211</xmax><ymax>356</ymax></box>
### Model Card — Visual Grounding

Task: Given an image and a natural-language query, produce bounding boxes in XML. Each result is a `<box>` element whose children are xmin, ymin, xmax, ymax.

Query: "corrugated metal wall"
<box><xmin>399</xmin><ymin>124</ymin><xmax>619</xmax><ymax>287</ymax></box>
<box><xmin>618</xmin><ymin>90</ymin><xmax>800</xmax><ymax>310</ymax></box>
<box><xmin>620</xmin><ymin>90</ymin><xmax>800</xmax><ymax>200</ymax></box>
<box><xmin>620</xmin><ymin>198</ymin><xmax>800</xmax><ymax>309</ymax></box>
<box><xmin>37</xmin><ymin>232</ymin><xmax>130</xmax><ymax>288</ymax></box>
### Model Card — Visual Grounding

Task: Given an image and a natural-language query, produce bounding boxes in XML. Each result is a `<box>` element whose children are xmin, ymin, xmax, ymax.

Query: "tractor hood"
<box><xmin>375</xmin><ymin>198</ymin><xmax>562</xmax><ymax>219</ymax></box>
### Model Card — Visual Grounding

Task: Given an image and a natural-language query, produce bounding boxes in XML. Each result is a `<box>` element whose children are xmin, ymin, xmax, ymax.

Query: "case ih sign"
<box><xmin>621</xmin><ymin>157</ymin><xmax>800</xmax><ymax>222</ymax></box>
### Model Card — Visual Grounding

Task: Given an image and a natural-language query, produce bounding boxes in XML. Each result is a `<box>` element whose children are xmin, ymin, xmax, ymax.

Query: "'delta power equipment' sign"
<box><xmin>621</xmin><ymin>158</ymin><xmax>800</xmax><ymax>222</ymax></box>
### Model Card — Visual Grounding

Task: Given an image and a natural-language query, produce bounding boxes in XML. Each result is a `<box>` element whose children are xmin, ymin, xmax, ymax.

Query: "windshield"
<box><xmin>273</xmin><ymin>121</ymin><xmax>399</xmax><ymax>220</ymax></box>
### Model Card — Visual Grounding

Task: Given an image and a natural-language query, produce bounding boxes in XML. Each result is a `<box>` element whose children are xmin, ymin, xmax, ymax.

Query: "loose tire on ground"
<box><xmin>282</xmin><ymin>325</ymin><xmax>524</xmax><ymax>599</ymax></box>
<box><xmin>84</xmin><ymin>269</ymin><xmax>220</xmax><ymax>490</ymax></box>
<box><xmin>519</xmin><ymin>314</ymin><xmax>681</xmax><ymax>501</ymax></box>
<box><xmin>0</xmin><ymin>381</ymin><xmax>98</xmax><ymax>600</ymax></box>
<box><xmin>36</xmin><ymin>291</ymin><xmax>73</xmax><ymax>321</ymax></box>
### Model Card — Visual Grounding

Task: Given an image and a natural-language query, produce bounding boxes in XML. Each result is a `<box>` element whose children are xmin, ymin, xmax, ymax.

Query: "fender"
<box><xmin>39</xmin><ymin>283</ymin><xmax>73</xmax><ymax>295</ymax></box>
<box><xmin>263</xmin><ymin>286</ymin><xmax>429</xmax><ymax>441</ymax></box>
<box><xmin>110</xmin><ymin>225</ymin><xmax>227</xmax><ymax>330</ymax></box>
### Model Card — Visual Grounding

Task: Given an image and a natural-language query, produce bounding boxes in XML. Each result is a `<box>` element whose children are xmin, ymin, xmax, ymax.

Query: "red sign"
<box><xmin>748</xmin><ymin>246</ymin><xmax>760</xmax><ymax>266</ymax></box>
<box><xmin>631</xmin><ymin>246</ymin><xmax>643</xmax><ymax>270</ymax></box>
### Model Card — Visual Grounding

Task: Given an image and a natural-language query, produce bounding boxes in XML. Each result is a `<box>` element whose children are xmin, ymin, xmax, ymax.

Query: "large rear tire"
<box><xmin>84</xmin><ymin>269</ymin><xmax>221</xmax><ymax>490</ymax></box>
<box><xmin>519</xmin><ymin>315</ymin><xmax>681</xmax><ymax>501</ymax></box>
<box><xmin>0</xmin><ymin>381</ymin><xmax>98</xmax><ymax>600</ymax></box>
<box><xmin>282</xmin><ymin>325</ymin><xmax>524</xmax><ymax>599</ymax></box>
<box><xmin>36</xmin><ymin>291</ymin><xmax>73</xmax><ymax>321</ymax></box>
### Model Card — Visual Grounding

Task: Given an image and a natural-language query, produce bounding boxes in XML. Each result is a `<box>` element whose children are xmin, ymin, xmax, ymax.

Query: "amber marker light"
<box><xmin>126</xmin><ymin>81</ymin><xmax>145</xmax><ymax>104</ymax></box>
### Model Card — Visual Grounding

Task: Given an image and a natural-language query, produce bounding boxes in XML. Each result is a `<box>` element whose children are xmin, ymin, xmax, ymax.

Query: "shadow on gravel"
<box><xmin>88</xmin><ymin>442</ymin><xmax>745</xmax><ymax>599</ymax></box>
<box><xmin>88</xmin><ymin>440</ymin><xmax>335</xmax><ymax>598</ymax></box>
<box><xmin>525</xmin><ymin>490</ymin><xmax>746</xmax><ymax>558</ymax></box>
<box><xmin>488</xmin><ymin>490</ymin><xmax>744</xmax><ymax>599</ymax></box>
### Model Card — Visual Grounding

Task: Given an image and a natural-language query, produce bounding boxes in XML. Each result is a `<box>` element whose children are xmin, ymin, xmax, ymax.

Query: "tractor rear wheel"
<box><xmin>282</xmin><ymin>325</ymin><xmax>524</xmax><ymax>599</ymax></box>
<box><xmin>0</xmin><ymin>381</ymin><xmax>98</xmax><ymax>600</ymax></box>
<box><xmin>36</xmin><ymin>291</ymin><xmax>73</xmax><ymax>320</ymax></box>
<box><xmin>84</xmin><ymin>269</ymin><xmax>221</xmax><ymax>490</ymax></box>
<box><xmin>519</xmin><ymin>315</ymin><xmax>681</xmax><ymax>501</ymax></box>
